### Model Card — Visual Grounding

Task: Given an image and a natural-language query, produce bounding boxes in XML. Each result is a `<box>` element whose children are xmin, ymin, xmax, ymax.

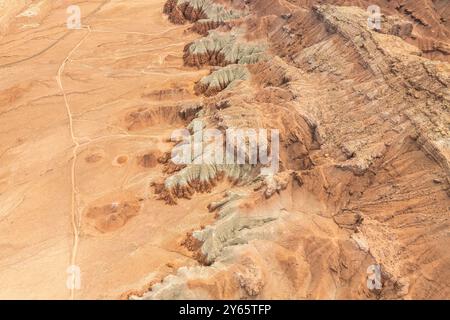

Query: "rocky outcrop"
<box><xmin>184</xmin><ymin>29</ymin><xmax>266</xmax><ymax>67</ymax></box>
<box><xmin>3</xmin><ymin>0</ymin><xmax>448</xmax><ymax>301</ymax></box>
<box><xmin>137</xmin><ymin>1</ymin><xmax>450</xmax><ymax>300</ymax></box>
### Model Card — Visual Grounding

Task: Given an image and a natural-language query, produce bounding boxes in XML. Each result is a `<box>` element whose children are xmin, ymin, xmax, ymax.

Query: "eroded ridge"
<box><xmin>163</xmin><ymin>0</ymin><xmax>245</xmax><ymax>34</ymax></box>
<box><xmin>134</xmin><ymin>0</ymin><xmax>450</xmax><ymax>300</ymax></box>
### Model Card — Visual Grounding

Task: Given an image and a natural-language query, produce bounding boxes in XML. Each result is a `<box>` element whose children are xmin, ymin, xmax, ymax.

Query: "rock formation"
<box><xmin>164</xmin><ymin>0</ymin><xmax>245</xmax><ymax>34</ymax></box>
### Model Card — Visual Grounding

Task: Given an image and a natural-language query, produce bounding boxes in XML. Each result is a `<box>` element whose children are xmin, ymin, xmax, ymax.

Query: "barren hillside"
<box><xmin>0</xmin><ymin>0</ymin><xmax>448</xmax><ymax>299</ymax></box>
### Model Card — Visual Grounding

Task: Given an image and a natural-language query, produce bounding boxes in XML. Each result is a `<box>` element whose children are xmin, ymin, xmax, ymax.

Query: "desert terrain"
<box><xmin>0</xmin><ymin>0</ymin><xmax>449</xmax><ymax>300</ymax></box>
